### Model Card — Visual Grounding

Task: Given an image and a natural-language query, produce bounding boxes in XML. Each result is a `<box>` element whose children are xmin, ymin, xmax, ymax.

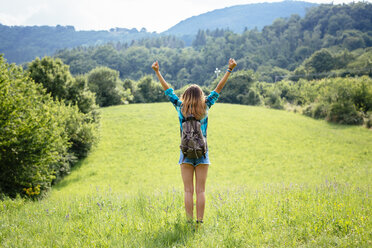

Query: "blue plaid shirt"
<box><xmin>164</xmin><ymin>88</ymin><xmax>220</xmax><ymax>138</ymax></box>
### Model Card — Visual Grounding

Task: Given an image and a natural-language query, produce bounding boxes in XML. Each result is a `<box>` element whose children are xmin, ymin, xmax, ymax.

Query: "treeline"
<box><xmin>0</xmin><ymin>24</ymin><xmax>157</xmax><ymax>64</ymax></box>
<box><xmin>208</xmin><ymin>70</ymin><xmax>372</xmax><ymax>127</ymax></box>
<box><xmin>55</xmin><ymin>2</ymin><xmax>372</xmax><ymax>87</ymax></box>
<box><xmin>0</xmin><ymin>56</ymin><xmax>100</xmax><ymax>198</ymax></box>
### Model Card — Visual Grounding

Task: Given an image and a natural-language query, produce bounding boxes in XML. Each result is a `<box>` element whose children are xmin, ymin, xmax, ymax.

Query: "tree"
<box><xmin>87</xmin><ymin>67</ymin><xmax>129</xmax><ymax>107</ymax></box>
<box><xmin>135</xmin><ymin>76</ymin><xmax>168</xmax><ymax>103</ymax></box>
<box><xmin>27</xmin><ymin>57</ymin><xmax>74</xmax><ymax>100</ymax></box>
<box><xmin>0</xmin><ymin>56</ymin><xmax>70</xmax><ymax>198</ymax></box>
<box><xmin>211</xmin><ymin>70</ymin><xmax>256</xmax><ymax>104</ymax></box>
<box><xmin>27</xmin><ymin>57</ymin><xmax>99</xmax><ymax>121</ymax></box>
<box><xmin>192</xmin><ymin>30</ymin><xmax>207</xmax><ymax>48</ymax></box>
<box><xmin>304</xmin><ymin>49</ymin><xmax>335</xmax><ymax>73</ymax></box>
<box><xmin>67</xmin><ymin>75</ymin><xmax>98</xmax><ymax>115</ymax></box>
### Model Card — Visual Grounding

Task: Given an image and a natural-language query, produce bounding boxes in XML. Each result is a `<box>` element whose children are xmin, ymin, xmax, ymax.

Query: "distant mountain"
<box><xmin>163</xmin><ymin>1</ymin><xmax>318</xmax><ymax>35</ymax></box>
<box><xmin>0</xmin><ymin>1</ymin><xmax>318</xmax><ymax>64</ymax></box>
<box><xmin>0</xmin><ymin>25</ymin><xmax>157</xmax><ymax>64</ymax></box>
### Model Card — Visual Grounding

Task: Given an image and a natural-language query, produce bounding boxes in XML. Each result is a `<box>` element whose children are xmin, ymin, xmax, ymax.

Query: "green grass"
<box><xmin>1</xmin><ymin>103</ymin><xmax>371</xmax><ymax>247</ymax></box>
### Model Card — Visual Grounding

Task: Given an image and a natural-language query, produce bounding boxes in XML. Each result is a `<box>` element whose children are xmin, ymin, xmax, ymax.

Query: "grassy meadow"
<box><xmin>1</xmin><ymin>103</ymin><xmax>371</xmax><ymax>247</ymax></box>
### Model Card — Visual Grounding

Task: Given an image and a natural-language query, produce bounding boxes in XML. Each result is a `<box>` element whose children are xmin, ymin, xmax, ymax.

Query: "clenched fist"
<box><xmin>151</xmin><ymin>61</ymin><xmax>159</xmax><ymax>72</ymax></box>
<box><xmin>228</xmin><ymin>58</ymin><xmax>237</xmax><ymax>70</ymax></box>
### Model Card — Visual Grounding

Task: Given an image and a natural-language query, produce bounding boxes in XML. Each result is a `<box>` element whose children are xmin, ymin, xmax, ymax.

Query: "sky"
<box><xmin>0</xmin><ymin>0</ymin><xmax>370</xmax><ymax>33</ymax></box>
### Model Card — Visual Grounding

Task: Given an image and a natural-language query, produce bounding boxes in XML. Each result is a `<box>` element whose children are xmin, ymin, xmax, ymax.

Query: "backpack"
<box><xmin>180</xmin><ymin>115</ymin><xmax>207</xmax><ymax>160</ymax></box>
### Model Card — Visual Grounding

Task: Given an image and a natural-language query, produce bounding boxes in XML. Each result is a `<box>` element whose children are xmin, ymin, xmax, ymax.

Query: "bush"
<box><xmin>211</xmin><ymin>70</ymin><xmax>256</xmax><ymax>104</ymax></box>
<box><xmin>303</xmin><ymin>103</ymin><xmax>328</xmax><ymax>119</ymax></box>
<box><xmin>303</xmin><ymin>49</ymin><xmax>336</xmax><ymax>73</ymax></box>
<box><xmin>50</xmin><ymin>104</ymin><xmax>99</xmax><ymax>183</ymax></box>
<box><xmin>27</xmin><ymin>57</ymin><xmax>74</xmax><ymax>100</ymax></box>
<box><xmin>27</xmin><ymin>57</ymin><xmax>99</xmax><ymax>121</ymax></box>
<box><xmin>296</xmin><ymin>77</ymin><xmax>372</xmax><ymax>127</ymax></box>
<box><xmin>134</xmin><ymin>76</ymin><xmax>168</xmax><ymax>103</ymax></box>
<box><xmin>264</xmin><ymin>89</ymin><xmax>284</xmax><ymax>109</ymax></box>
<box><xmin>123</xmin><ymin>79</ymin><xmax>136</xmax><ymax>103</ymax></box>
<box><xmin>365</xmin><ymin>113</ymin><xmax>372</xmax><ymax>128</ymax></box>
<box><xmin>87</xmin><ymin>67</ymin><xmax>131</xmax><ymax>107</ymax></box>
<box><xmin>313</xmin><ymin>103</ymin><xmax>329</xmax><ymax>119</ymax></box>
<box><xmin>327</xmin><ymin>102</ymin><xmax>363</xmax><ymax>125</ymax></box>
<box><xmin>67</xmin><ymin>75</ymin><xmax>98</xmax><ymax>113</ymax></box>
<box><xmin>0</xmin><ymin>56</ymin><xmax>99</xmax><ymax>198</ymax></box>
<box><xmin>27</xmin><ymin>57</ymin><xmax>100</xmax><ymax>174</ymax></box>
<box><xmin>237</xmin><ymin>88</ymin><xmax>263</xmax><ymax>106</ymax></box>
<box><xmin>0</xmin><ymin>56</ymin><xmax>70</xmax><ymax>198</ymax></box>
<box><xmin>64</xmin><ymin>105</ymin><xmax>99</xmax><ymax>160</ymax></box>
<box><xmin>303</xmin><ymin>105</ymin><xmax>312</xmax><ymax>117</ymax></box>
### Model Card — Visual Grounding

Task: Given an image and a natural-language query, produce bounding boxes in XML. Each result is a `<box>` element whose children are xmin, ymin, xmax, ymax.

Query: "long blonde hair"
<box><xmin>180</xmin><ymin>84</ymin><xmax>207</xmax><ymax>120</ymax></box>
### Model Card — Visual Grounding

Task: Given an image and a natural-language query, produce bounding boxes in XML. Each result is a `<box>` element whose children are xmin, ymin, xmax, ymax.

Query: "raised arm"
<box><xmin>214</xmin><ymin>58</ymin><xmax>237</xmax><ymax>94</ymax></box>
<box><xmin>152</xmin><ymin>61</ymin><xmax>170</xmax><ymax>91</ymax></box>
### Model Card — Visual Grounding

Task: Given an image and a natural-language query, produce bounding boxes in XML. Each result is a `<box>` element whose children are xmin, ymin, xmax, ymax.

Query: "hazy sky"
<box><xmin>0</xmin><ymin>0</ymin><xmax>369</xmax><ymax>32</ymax></box>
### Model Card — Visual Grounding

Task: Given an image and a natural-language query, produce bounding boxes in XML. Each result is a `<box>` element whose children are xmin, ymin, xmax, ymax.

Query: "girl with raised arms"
<box><xmin>152</xmin><ymin>58</ymin><xmax>237</xmax><ymax>225</ymax></box>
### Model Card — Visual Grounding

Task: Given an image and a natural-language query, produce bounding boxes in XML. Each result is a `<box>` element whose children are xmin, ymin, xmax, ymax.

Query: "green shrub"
<box><xmin>134</xmin><ymin>76</ymin><xmax>167</xmax><ymax>103</ymax></box>
<box><xmin>303</xmin><ymin>48</ymin><xmax>336</xmax><ymax>73</ymax></box>
<box><xmin>67</xmin><ymin>75</ymin><xmax>98</xmax><ymax>114</ymax></box>
<box><xmin>123</xmin><ymin>79</ymin><xmax>136</xmax><ymax>103</ymax></box>
<box><xmin>351</xmin><ymin>76</ymin><xmax>372</xmax><ymax>113</ymax></box>
<box><xmin>364</xmin><ymin>113</ymin><xmax>372</xmax><ymax>128</ymax></box>
<box><xmin>303</xmin><ymin>103</ymin><xmax>329</xmax><ymax>119</ymax></box>
<box><xmin>0</xmin><ymin>56</ymin><xmax>70</xmax><ymax>198</ymax></box>
<box><xmin>211</xmin><ymin>70</ymin><xmax>256</xmax><ymax>104</ymax></box>
<box><xmin>237</xmin><ymin>88</ymin><xmax>263</xmax><ymax>106</ymax></box>
<box><xmin>0</xmin><ymin>56</ymin><xmax>99</xmax><ymax>197</ymax></box>
<box><xmin>296</xmin><ymin>77</ymin><xmax>372</xmax><ymax>127</ymax></box>
<box><xmin>327</xmin><ymin>102</ymin><xmax>363</xmax><ymax>125</ymax></box>
<box><xmin>303</xmin><ymin>104</ymin><xmax>315</xmax><ymax>118</ymax></box>
<box><xmin>27</xmin><ymin>57</ymin><xmax>74</xmax><ymax>101</ymax></box>
<box><xmin>27</xmin><ymin>57</ymin><xmax>100</xmax><ymax>175</ymax></box>
<box><xmin>264</xmin><ymin>89</ymin><xmax>284</xmax><ymax>109</ymax></box>
<box><xmin>312</xmin><ymin>103</ymin><xmax>329</xmax><ymax>119</ymax></box>
<box><xmin>50</xmin><ymin>104</ymin><xmax>99</xmax><ymax>184</ymax></box>
<box><xmin>27</xmin><ymin>57</ymin><xmax>100</xmax><ymax>122</ymax></box>
<box><xmin>87</xmin><ymin>67</ymin><xmax>131</xmax><ymax>107</ymax></box>
<box><xmin>64</xmin><ymin>105</ymin><xmax>99</xmax><ymax>160</ymax></box>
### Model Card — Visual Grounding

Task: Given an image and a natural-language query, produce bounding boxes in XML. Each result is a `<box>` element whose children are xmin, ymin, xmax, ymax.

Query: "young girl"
<box><xmin>152</xmin><ymin>58</ymin><xmax>237</xmax><ymax>225</ymax></box>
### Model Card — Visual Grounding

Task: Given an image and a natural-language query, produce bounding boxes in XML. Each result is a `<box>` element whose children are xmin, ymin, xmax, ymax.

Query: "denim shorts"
<box><xmin>178</xmin><ymin>150</ymin><xmax>210</xmax><ymax>167</ymax></box>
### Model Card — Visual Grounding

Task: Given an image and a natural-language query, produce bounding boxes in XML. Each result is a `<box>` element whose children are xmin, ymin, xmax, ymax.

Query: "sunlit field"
<box><xmin>1</xmin><ymin>103</ymin><xmax>371</xmax><ymax>247</ymax></box>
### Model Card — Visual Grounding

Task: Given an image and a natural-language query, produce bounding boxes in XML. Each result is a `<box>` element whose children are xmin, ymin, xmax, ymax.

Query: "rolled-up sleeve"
<box><xmin>165</xmin><ymin>88</ymin><xmax>182</xmax><ymax>109</ymax></box>
<box><xmin>206</xmin><ymin>91</ymin><xmax>220</xmax><ymax>108</ymax></box>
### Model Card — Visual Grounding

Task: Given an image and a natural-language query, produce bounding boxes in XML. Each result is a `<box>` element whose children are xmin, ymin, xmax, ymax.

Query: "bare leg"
<box><xmin>180</xmin><ymin>163</ymin><xmax>195</xmax><ymax>220</ymax></box>
<box><xmin>195</xmin><ymin>164</ymin><xmax>209</xmax><ymax>221</ymax></box>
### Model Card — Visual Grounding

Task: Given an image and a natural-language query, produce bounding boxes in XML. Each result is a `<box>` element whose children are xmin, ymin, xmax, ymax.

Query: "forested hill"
<box><xmin>55</xmin><ymin>2</ymin><xmax>372</xmax><ymax>87</ymax></box>
<box><xmin>164</xmin><ymin>1</ymin><xmax>317</xmax><ymax>35</ymax></box>
<box><xmin>0</xmin><ymin>25</ymin><xmax>156</xmax><ymax>64</ymax></box>
<box><xmin>0</xmin><ymin>1</ymin><xmax>318</xmax><ymax>64</ymax></box>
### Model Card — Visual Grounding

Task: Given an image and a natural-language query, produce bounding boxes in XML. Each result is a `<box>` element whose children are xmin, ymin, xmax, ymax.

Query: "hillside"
<box><xmin>0</xmin><ymin>24</ymin><xmax>157</xmax><ymax>64</ymax></box>
<box><xmin>1</xmin><ymin>103</ymin><xmax>371</xmax><ymax>246</ymax></box>
<box><xmin>163</xmin><ymin>1</ymin><xmax>318</xmax><ymax>35</ymax></box>
<box><xmin>0</xmin><ymin>1</ymin><xmax>318</xmax><ymax>64</ymax></box>
<box><xmin>54</xmin><ymin>2</ymin><xmax>372</xmax><ymax>85</ymax></box>
<box><xmin>53</xmin><ymin>103</ymin><xmax>372</xmax><ymax>195</ymax></box>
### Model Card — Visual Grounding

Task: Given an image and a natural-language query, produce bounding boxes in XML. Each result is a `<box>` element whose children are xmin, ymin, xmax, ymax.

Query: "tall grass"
<box><xmin>1</xmin><ymin>103</ymin><xmax>371</xmax><ymax>247</ymax></box>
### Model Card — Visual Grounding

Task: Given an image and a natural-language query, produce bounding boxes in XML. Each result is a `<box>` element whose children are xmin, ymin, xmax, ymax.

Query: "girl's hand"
<box><xmin>152</xmin><ymin>61</ymin><xmax>159</xmax><ymax>72</ymax></box>
<box><xmin>228</xmin><ymin>58</ymin><xmax>237</xmax><ymax>70</ymax></box>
